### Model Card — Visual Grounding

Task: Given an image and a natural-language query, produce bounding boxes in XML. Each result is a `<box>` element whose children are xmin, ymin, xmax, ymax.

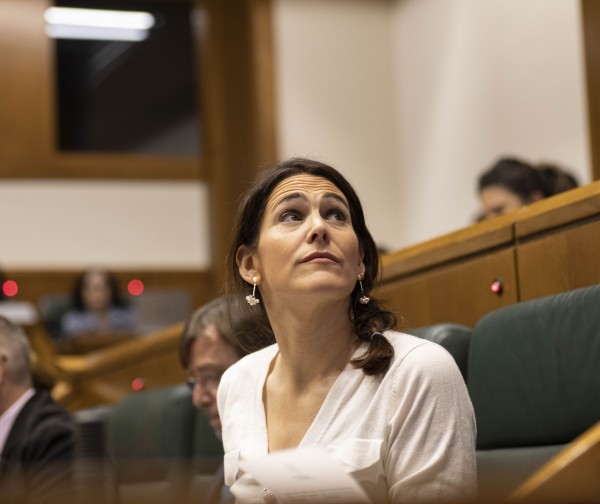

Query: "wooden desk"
<box><xmin>378</xmin><ymin>211</ymin><xmax>520</xmax><ymax>328</ymax></box>
<box><xmin>378</xmin><ymin>181</ymin><xmax>600</xmax><ymax>328</ymax></box>
<box><xmin>516</xmin><ymin>183</ymin><xmax>600</xmax><ymax>301</ymax></box>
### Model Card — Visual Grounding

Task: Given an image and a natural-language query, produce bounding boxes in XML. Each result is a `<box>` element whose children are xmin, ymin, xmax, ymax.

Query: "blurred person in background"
<box><xmin>60</xmin><ymin>267</ymin><xmax>136</xmax><ymax>340</ymax></box>
<box><xmin>477</xmin><ymin>157</ymin><xmax>579</xmax><ymax>220</ymax></box>
<box><xmin>180</xmin><ymin>296</ymin><xmax>252</xmax><ymax>504</ymax></box>
<box><xmin>0</xmin><ymin>316</ymin><xmax>76</xmax><ymax>504</ymax></box>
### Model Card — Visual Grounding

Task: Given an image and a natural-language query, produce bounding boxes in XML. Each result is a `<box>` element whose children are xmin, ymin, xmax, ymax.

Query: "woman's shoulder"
<box><xmin>383</xmin><ymin>330</ymin><xmax>461</xmax><ymax>376</ymax></box>
<box><xmin>384</xmin><ymin>329</ymin><xmax>442</xmax><ymax>355</ymax></box>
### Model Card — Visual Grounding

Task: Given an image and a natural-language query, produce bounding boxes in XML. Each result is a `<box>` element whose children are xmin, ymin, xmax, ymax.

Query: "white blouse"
<box><xmin>217</xmin><ymin>331</ymin><xmax>477</xmax><ymax>503</ymax></box>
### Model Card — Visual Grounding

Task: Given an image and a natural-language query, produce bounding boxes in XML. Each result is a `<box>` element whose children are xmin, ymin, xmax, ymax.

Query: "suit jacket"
<box><xmin>0</xmin><ymin>390</ymin><xmax>76</xmax><ymax>504</ymax></box>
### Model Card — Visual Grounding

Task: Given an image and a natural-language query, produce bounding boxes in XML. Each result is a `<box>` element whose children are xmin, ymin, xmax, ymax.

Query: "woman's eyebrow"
<box><xmin>323</xmin><ymin>192</ymin><xmax>349</xmax><ymax>210</ymax></box>
<box><xmin>271</xmin><ymin>192</ymin><xmax>306</xmax><ymax>209</ymax></box>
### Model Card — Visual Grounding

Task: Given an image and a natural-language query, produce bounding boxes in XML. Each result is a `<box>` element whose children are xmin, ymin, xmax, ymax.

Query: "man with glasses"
<box><xmin>180</xmin><ymin>297</ymin><xmax>250</xmax><ymax>504</ymax></box>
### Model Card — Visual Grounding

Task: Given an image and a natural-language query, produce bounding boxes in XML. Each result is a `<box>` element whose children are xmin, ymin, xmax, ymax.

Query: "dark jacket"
<box><xmin>0</xmin><ymin>390</ymin><xmax>76</xmax><ymax>504</ymax></box>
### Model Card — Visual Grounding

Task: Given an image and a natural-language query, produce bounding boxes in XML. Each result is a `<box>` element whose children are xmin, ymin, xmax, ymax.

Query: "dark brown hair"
<box><xmin>226</xmin><ymin>157</ymin><xmax>397</xmax><ymax>375</ymax></box>
<box><xmin>478</xmin><ymin>157</ymin><xmax>578</xmax><ymax>201</ymax></box>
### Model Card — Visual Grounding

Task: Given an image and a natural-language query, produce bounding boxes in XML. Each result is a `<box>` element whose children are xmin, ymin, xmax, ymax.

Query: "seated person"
<box><xmin>219</xmin><ymin>158</ymin><xmax>476</xmax><ymax>503</ymax></box>
<box><xmin>477</xmin><ymin>157</ymin><xmax>579</xmax><ymax>220</ymax></box>
<box><xmin>180</xmin><ymin>296</ymin><xmax>251</xmax><ymax>504</ymax></box>
<box><xmin>60</xmin><ymin>267</ymin><xmax>136</xmax><ymax>341</ymax></box>
<box><xmin>0</xmin><ymin>316</ymin><xmax>76</xmax><ymax>504</ymax></box>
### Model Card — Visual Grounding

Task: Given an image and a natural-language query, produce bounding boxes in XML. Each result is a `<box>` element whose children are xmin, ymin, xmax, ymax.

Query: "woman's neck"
<box><xmin>266</xmin><ymin>298</ymin><xmax>359</xmax><ymax>389</ymax></box>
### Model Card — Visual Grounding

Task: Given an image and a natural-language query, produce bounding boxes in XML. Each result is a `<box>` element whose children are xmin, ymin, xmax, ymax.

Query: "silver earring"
<box><xmin>246</xmin><ymin>276</ymin><xmax>260</xmax><ymax>306</ymax></box>
<box><xmin>358</xmin><ymin>273</ymin><xmax>370</xmax><ymax>305</ymax></box>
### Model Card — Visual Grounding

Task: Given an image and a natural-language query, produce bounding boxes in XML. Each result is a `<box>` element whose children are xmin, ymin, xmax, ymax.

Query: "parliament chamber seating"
<box><xmin>469</xmin><ymin>283</ymin><xmax>600</xmax><ymax>500</ymax></box>
<box><xmin>409</xmin><ymin>323</ymin><xmax>472</xmax><ymax>381</ymax></box>
<box><xmin>8</xmin><ymin>181</ymin><xmax>598</xmax><ymax>502</ymax></box>
<box><xmin>66</xmin><ymin>283</ymin><xmax>600</xmax><ymax>503</ymax></box>
<box><xmin>411</xmin><ymin>283</ymin><xmax>600</xmax><ymax>501</ymax></box>
<box><xmin>73</xmin><ymin>384</ymin><xmax>223</xmax><ymax>504</ymax></box>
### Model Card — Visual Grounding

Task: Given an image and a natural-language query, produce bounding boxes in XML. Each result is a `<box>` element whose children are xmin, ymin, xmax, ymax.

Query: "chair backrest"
<box><xmin>105</xmin><ymin>384</ymin><xmax>223</xmax><ymax>504</ymax></box>
<box><xmin>131</xmin><ymin>289</ymin><xmax>193</xmax><ymax>334</ymax></box>
<box><xmin>37</xmin><ymin>292</ymin><xmax>73</xmax><ymax>340</ymax></box>
<box><xmin>468</xmin><ymin>283</ymin><xmax>600</xmax><ymax>500</ymax></box>
<box><xmin>72</xmin><ymin>405</ymin><xmax>113</xmax><ymax>504</ymax></box>
<box><xmin>409</xmin><ymin>323</ymin><xmax>471</xmax><ymax>381</ymax></box>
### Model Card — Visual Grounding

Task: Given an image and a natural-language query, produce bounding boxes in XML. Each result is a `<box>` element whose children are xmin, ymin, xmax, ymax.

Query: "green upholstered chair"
<box><xmin>72</xmin><ymin>405</ymin><xmax>113</xmax><ymax>504</ymax></box>
<box><xmin>105</xmin><ymin>384</ymin><xmax>223</xmax><ymax>504</ymax></box>
<box><xmin>409</xmin><ymin>323</ymin><xmax>472</xmax><ymax>381</ymax></box>
<box><xmin>468</xmin><ymin>283</ymin><xmax>600</xmax><ymax>501</ymax></box>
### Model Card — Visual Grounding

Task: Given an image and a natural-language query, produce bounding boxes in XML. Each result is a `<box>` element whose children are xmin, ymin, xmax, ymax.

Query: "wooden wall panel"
<box><xmin>199</xmin><ymin>0</ymin><xmax>278</xmax><ymax>286</ymax></box>
<box><xmin>0</xmin><ymin>0</ymin><xmax>54</xmax><ymax>175</ymax></box>
<box><xmin>517</xmin><ymin>218</ymin><xmax>600</xmax><ymax>301</ymax></box>
<box><xmin>376</xmin><ymin>248</ymin><xmax>518</xmax><ymax>329</ymax></box>
<box><xmin>582</xmin><ymin>0</ymin><xmax>600</xmax><ymax>181</ymax></box>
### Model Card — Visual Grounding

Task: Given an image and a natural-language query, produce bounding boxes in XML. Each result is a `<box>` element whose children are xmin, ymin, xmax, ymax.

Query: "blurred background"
<box><xmin>0</xmin><ymin>0</ymin><xmax>598</xmax><ymax>407</ymax></box>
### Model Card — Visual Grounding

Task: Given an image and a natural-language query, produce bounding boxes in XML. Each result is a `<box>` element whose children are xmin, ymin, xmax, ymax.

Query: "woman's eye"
<box><xmin>280</xmin><ymin>210</ymin><xmax>302</xmax><ymax>222</ymax></box>
<box><xmin>326</xmin><ymin>209</ymin><xmax>347</xmax><ymax>221</ymax></box>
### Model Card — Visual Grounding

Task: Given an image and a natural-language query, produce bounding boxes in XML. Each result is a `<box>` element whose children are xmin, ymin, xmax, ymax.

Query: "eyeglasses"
<box><xmin>186</xmin><ymin>370</ymin><xmax>224</xmax><ymax>391</ymax></box>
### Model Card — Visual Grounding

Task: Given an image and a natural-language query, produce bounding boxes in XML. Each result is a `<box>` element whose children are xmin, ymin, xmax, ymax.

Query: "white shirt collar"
<box><xmin>0</xmin><ymin>387</ymin><xmax>36</xmax><ymax>456</ymax></box>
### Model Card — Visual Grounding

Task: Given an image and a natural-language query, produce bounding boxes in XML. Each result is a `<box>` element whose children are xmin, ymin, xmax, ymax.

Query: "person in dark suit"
<box><xmin>0</xmin><ymin>316</ymin><xmax>76</xmax><ymax>504</ymax></box>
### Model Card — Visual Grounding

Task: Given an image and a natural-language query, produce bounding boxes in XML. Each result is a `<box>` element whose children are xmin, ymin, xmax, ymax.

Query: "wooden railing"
<box><xmin>509</xmin><ymin>421</ymin><xmax>600</xmax><ymax>503</ymax></box>
<box><xmin>29</xmin><ymin>321</ymin><xmax>186</xmax><ymax>411</ymax></box>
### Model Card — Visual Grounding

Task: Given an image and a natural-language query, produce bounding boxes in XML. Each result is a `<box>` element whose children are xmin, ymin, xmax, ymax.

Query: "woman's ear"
<box><xmin>357</xmin><ymin>245</ymin><xmax>366</xmax><ymax>276</ymax></box>
<box><xmin>236</xmin><ymin>245</ymin><xmax>258</xmax><ymax>284</ymax></box>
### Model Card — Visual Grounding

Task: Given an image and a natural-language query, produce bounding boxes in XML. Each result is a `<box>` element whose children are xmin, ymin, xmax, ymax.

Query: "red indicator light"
<box><xmin>490</xmin><ymin>279</ymin><xmax>503</xmax><ymax>296</ymax></box>
<box><xmin>131</xmin><ymin>378</ymin><xmax>145</xmax><ymax>392</ymax></box>
<box><xmin>128</xmin><ymin>279</ymin><xmax>144</xmax><ymax>296</ymax></box>
<box><xmin>2</xmin><ymin>280</ymin><xmax>19</xmax><ymax>297</ymax></box>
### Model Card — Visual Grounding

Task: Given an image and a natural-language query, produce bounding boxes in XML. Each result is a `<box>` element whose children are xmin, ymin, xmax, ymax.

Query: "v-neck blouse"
<box><xmin>217</xmin><ymin>331</ymin><xmax>476</xmax><ymax>504</ymax></box>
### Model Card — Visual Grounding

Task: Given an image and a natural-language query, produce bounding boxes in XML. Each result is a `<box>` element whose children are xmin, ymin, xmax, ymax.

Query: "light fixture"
<box><xmin>44</xmin><ymin>7</ymin><xmax>155</xmax><ymax>42</ymax></box>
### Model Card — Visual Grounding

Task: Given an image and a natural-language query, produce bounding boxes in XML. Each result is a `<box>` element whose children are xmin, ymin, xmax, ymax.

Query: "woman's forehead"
<box><xmin>266</xmin><ymin>174</ymin><xmax>347</xmax><ymax>211</ymax></box>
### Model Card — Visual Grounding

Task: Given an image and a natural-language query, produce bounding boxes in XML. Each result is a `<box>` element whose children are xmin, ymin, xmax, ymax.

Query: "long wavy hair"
<box><xmin>226</xmin><ymin>158</ymin><xmax>397</xmax><ymax>375</ymax></box>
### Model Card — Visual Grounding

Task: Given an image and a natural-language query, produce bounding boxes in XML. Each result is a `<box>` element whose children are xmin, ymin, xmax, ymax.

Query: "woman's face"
<box><xmin>238</xmin><ymin>174</ymin><xmax>365</xmax><ymax>304</ymax></box>
<box><xmin>479</xmin><ymin>185</ymin><xmax>526</xmax><ymax>220</ymax></box>
<box><xmin>82</xmin><ymin>271</ymin><xmax>112</xmax><ymax>311</ymax></box>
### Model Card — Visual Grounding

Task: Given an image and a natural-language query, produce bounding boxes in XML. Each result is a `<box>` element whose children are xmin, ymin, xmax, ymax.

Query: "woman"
<box><xmin>60</xmin><ymin>267</ymin><xmax>136</xmax><ymax>339</ymax></box>
<box><xmin>477</xmin><ymin>157</ymin><xmax>578</xmax><ymax>220</ymax></box>
<box><xmin>219</xmin><ymin>158</ymin><xmax>476</xmax><ymax>503</ymax></box>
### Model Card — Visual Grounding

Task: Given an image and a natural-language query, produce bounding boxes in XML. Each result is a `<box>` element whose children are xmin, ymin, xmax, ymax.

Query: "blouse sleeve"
<box><xmin>385</xmin><ymin>343</ymin><xmax>477</xmax><ymax>503</ymax></box>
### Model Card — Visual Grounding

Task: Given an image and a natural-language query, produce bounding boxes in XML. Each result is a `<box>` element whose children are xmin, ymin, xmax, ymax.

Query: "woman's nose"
<box><xmin>192</xmin><ymin>383</ymin><xmax>214</xmax><ymax>409</ymax></box>
<box><xmin>307</xmin><ymin>213</ymin><xmax>328</xmax><ymax>242</ymax></box>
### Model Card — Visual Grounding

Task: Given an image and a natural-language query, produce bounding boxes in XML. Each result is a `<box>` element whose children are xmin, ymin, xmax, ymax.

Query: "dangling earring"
<box><xmin>246</xmin><ymin>276</ymin><xmax>260</xmax><ymax>306</ymax></box>
<box><xmin>358</xmin><ymin>273</ymin><xmax>370</xmax><ymax>305</ymax></box>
